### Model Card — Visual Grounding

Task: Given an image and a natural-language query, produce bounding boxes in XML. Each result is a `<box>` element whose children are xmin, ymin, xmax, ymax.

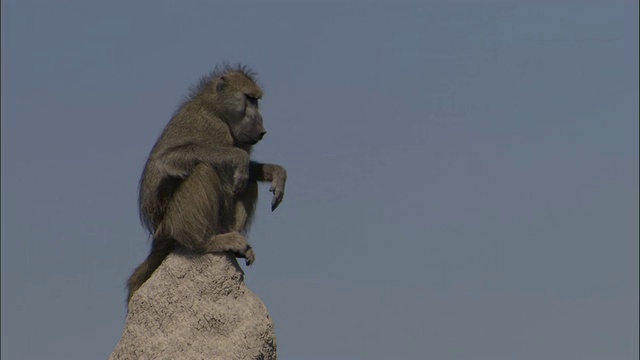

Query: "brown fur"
<box><xmin>127</xmin><ymin>65</ymin><xmax>287</xmax><ymax>306</ymax></box>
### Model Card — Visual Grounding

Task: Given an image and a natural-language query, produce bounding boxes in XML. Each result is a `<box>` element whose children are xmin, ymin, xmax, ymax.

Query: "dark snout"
<box><xmin>248</xmin><ymin>128</ymin><xmax>266</xmax><ymax>144</ymax></box>
<box><xmin>249</xmin><ymin>115</ymin><xmax>267</xmax><ymax>143</ymax></box>
<box><xmin>242</xmin><ymin>124</ymin><xmax>267</xmax><ymax>145</ymax></box>
<box><xmin>238</xmin><ymin>110</ymin><xmax>267</xmax><ymax>145</ymax></box>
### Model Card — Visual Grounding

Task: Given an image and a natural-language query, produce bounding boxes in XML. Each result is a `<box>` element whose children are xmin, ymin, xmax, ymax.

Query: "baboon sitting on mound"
<box><xmin>127</xmin><ymin>65</ymin><xmax>287</xmax><ymax>305</ymax></box>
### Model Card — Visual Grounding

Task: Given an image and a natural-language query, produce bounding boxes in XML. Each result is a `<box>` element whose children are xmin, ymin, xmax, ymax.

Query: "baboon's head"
<box><xmin>208</xmin><ymin>66</ymin><xmax>266</xmax><ymax>146</ymax></box>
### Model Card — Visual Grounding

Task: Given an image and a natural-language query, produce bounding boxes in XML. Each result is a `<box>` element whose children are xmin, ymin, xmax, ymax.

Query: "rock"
<box><xmin>109</xmin><ymin>250</ymin><xmax>277</xmax><ymax>360</ymax></box>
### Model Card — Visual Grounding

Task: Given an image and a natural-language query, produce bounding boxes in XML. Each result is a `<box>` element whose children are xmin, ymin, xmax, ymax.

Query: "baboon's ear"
<box><xmin>216</xmin><ymin>77</ymin><xmax>227</xmax><ymax>92</ymax></box>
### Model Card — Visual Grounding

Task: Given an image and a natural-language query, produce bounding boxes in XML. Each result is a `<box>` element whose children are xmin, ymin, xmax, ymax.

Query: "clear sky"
<box><xmin>1</xmin><ymin>1</ymin><xmax>638</xmax><ymax>359</ymax></box>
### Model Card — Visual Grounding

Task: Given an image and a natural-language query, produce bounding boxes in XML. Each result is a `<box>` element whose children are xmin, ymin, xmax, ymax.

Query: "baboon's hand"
<box><xmin>269</xmin><ymin>167</ymin><xmax>287</xmax><ymax>211</ymax></box>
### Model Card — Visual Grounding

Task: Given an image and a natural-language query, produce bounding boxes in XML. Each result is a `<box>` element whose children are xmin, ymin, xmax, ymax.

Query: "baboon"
<box><xmin>126</xmin><ymin>65</ymin><xmax>287</xmax><ymax>305</ymax></box>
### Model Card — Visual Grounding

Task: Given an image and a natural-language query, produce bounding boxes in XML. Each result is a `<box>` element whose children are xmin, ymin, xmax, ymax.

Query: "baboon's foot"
<box><xmin>207</xmin><ymin>231</ymin><xmax>255</xmax><ymax>265</ymax></box>
<box><xmin>243</xmin><ymin>246</ymin><xmax>255</xmax><ymax>266</ymax></box>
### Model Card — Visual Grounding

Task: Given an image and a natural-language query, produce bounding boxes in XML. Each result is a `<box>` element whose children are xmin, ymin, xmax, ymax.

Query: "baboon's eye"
<box><xmin>245</xmin><ymin>94</ymin><xmax>258</xmax><ymax>106</ymax></box>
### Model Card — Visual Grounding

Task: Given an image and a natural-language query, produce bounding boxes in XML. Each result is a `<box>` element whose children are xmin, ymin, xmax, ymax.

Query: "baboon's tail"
<box><xmin>126</xmin><ymin>237</ymin><xmax>175</xmax><ymax>306</ymax></box>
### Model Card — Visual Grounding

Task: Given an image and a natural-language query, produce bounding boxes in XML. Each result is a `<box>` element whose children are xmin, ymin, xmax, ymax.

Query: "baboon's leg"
<box><xmin>210</xmin><ymin>181</ymin><xmax>258</xmax><ymax>265</ymax></box>
<box><xmin>158</xmin><ymin>163</ymin><xmax>253</xmax><ymax>261</ymax></box>
<box><xmin>232</xmin><ymin>180</ymin><xmax>258</xmax><ymax>233</ymax></box>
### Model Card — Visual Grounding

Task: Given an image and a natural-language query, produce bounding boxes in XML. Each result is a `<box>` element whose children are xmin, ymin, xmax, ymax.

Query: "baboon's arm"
<box><xmin>250</xmin><ymin>161</ymin><xmax>287</xmax><ymax>211</ymax></box>
<box><xmin>154</xmin><ymin>144</ymin><xmax>250</xmax><ymax>178</ymax></box>
<box><xmin>154</xmin><ymin>144</ymin><xmax>250</xmax><ymax>194</ymax></box>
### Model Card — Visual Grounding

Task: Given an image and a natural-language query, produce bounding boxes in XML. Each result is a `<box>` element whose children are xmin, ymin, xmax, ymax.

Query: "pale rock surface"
<box><xmin>110</xmin><ymin>251</ymin><xmax>277</xmax><ymax>360</ymax></box>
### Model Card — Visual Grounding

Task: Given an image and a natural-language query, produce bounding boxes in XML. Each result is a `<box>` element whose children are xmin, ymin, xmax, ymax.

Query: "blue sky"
<box><xmin>2</xmin><ymin>1</ymin><xmax>638</xmax><ymax>359</ymax></box>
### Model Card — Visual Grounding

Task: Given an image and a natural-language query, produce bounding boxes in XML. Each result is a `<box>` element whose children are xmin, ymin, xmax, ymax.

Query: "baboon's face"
<box><xmin>215</xmin><ymin>72</ymin><xmax>267</xmax><ymax>145</ymax></box>
<box><xmin>234</xmin><ymin>95</ymin><xmax>266</xmax><ymax>145</ymax></box>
